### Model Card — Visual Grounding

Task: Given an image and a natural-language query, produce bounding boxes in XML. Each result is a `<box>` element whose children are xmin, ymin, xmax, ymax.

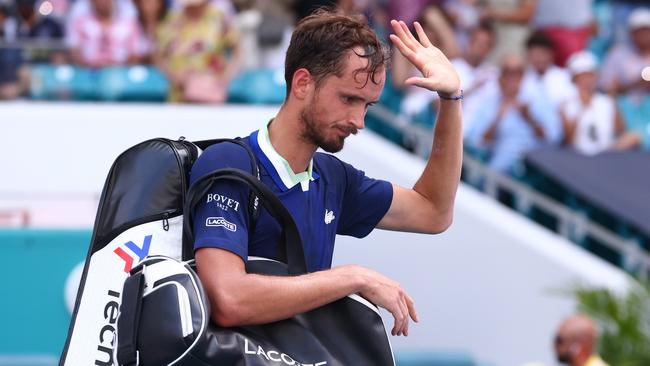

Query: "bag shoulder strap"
<box><xmin>184</xmin><ymin>168</ymin><xmax>307</xmax><ymax>275</ymax></box>
<box><xmin>183</xmin><ymin>138</ymin><xmax>262</xmax><ymax>261</ymax></box>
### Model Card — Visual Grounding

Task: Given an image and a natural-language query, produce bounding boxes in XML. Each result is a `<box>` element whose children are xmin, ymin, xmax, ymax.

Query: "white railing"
<box><xmin>368</xmin><ymin>105</ymin><xmax>650</xmax><ymax>276</ymax></box>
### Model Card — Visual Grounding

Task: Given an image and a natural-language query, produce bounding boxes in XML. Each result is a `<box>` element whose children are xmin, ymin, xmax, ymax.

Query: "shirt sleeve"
<box><xmin>189</xmin><ymin>143</ymin><xmax>254</xmax><ymax>262</ymax></box>
<box><xmin>336</xmin><ymin>159</ymin><xmax>393</xmax><ymax>238</ymax></box>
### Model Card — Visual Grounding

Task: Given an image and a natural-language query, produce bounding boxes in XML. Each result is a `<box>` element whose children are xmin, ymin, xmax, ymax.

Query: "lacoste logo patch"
<box><xmin>324</xmin><ymin>210</ymin><xmax>335</xmax><ymax>225</ymax></box>
<box><xmin>206</xmin><ymin>217</ymin><xmax>237</xmax><ymax>232</ymax></box>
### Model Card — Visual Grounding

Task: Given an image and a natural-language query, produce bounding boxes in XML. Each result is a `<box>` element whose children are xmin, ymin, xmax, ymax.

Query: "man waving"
<box><xmin>191</xmin><ymin>9</ymin><xmax>462</xmax><ymax>337</ymax></box>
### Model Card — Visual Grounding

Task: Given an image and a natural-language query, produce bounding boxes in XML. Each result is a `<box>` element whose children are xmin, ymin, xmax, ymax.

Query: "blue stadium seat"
<box><xmin>228</xmin><ymin>68</ymin><xmax>286</xmax><ymax>104</ymax></box>
<box><xmin>98</xmin><ymin>66</ymin><xmax>169</xmax><ymax>102</ymax></box>
<box><xmin>395</xmin><ymin>350</ymin><xmax>476</xmax><ymax>366</ymax></box>
<box><xmin>29</xmin><ymin>64</ymin><xmax>99</xmax><ymax>100</ymax></box>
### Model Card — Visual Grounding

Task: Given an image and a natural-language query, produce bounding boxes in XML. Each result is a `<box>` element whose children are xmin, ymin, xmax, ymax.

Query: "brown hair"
<box><xmin>284</xmin><ymin>8</ymin><xmax>389</xmax><ymax>96</ymax></box>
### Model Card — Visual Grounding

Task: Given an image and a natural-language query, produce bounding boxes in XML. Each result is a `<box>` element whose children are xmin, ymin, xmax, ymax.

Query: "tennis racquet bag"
<box><xmin>58</xmin><ymin>137</ymin><xmax>259</xmax><ymax>366</ymax></box>
<box><xmin>114</xmin><ymin>169</ymin><xmax>396</xmax><ymax>366</ymax></box>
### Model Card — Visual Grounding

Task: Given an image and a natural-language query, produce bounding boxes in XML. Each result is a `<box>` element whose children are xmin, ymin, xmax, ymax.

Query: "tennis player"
<box><xmin>191</xmin><ymin>9</ymin><xmax>462</xmax><ymax>337</ymax></box>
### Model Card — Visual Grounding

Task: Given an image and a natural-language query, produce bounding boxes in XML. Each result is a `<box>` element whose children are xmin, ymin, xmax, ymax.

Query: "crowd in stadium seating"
<box><xmin>1</xmin><ymin>0</ymin><xmax>649</xmax><ymax>166</ymax></box>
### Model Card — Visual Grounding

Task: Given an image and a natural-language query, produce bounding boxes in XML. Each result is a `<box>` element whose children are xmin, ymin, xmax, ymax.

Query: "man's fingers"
<box><xmin>399</xmin><ymin>296</ymin><xmax>410</xmax><ymax>336</ymax></box>
<box><xmin>390</xmin><ymin>20</ymin><xmax>417</xmax><ymax>51</ymax></box>
<box><xmin>391</xmin><ymin>304</ymin><xmax>404</xmax><ymax>336</ymax></box>
<box><xmin>413</xmin><ymin>21</ymin><xmax>432</xmax><ymax>48</ymax></box>
<box><xmin>405</xmin><ymin>76</ymin><xmax>435</xmax><ymax>90</ymax></box>
<box><xmin>406</xmin><ymin>294</ymin><xmax>419</xmax><ymax>323</ymax></box>
<box><xmin>399</xmin><ymin>20</ymin><xmax>420</xmax><ymax>48</ymax></box>
<box><xmin>389</xmin><ymin>34</ymin><xmax>416</xmax><ymax>60</ymax></box>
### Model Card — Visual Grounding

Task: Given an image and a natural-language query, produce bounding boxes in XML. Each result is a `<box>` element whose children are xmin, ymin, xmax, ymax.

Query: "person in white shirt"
<box><xmin>521</xmin><ymin>31</ymin><xmax>575</xmax><ymax>109</ymax></box>
<box><xmin>452</xmin><ymin>22</ymin><xmax>499</xmax><ymax>135</ymax></box>
<box><xmin>560</xmin><ymin>51</ymin><xmax>640</xmax><ymax>155</ymax></box>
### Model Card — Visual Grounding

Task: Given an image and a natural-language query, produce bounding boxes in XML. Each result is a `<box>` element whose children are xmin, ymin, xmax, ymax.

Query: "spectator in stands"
<box><xmin>532</xmin><ymin>0</ymin><xmax>595</xmax><ymax>66</ymax></box>
<box><xmin>522</xmin><ymin>31</ymin><xmax>574</xmax><ymax>109</ymax></box>
<box><xmin>560</xmin><ymin>51</ymin><xmax>640</xmax><ymax>155</ymax></box>
<box><xmin>67</xmin><ymin>0</ymin><xmax>141</xmax><ymax>67</ymax></box>
<box><xmin>16</xmin><ymin>0</ymin><xmax>64</xmax><ymax>38</ymax></box>
<box><xmin>67</xmin><ymin>0</ymin><xmax>137</xmax><ymax>35</ymax></box>
<box><xmin>15</xmin><ymin>0</ymin><xmax>66</xmax><ymax>63</ymax></box>
<box><xmin>444</xmin><ymin>0</ymin><xmax>482</xmax><ymax>49</ymax></box>
<box><xmin>481</xmin><ymin>0</ymin><xmax>537</xmax><ymax>62</ymax></box>
<box><xmin>252</xmin><ymin>0</ymin><xmax>294</xmax><ymax>70</ymax></box>
<box><xmin>386</xmin><ymin>0</ymin><xmax>444</xmax><ymax>27</ymax></box>
<box><xmin>0</xmin><ymin>2</ymin><xmax>27</xmax><ymax>99</ymax></box>
<box><xmin>554</xmin><ymin>315</ymin><xmax>610</xmax><ymax>366</ymax></box>
<box><xmin>231</xmin><ymin>0</ymin><xmax>261</xmax><ymax>70</ymax></box>
<box><xmin>610</xmin><ymin>0</ymin><xmax>649</xmax><ymax>45</ymax></box>
<box><xmin>452</xmin><ymin>22</ymin><xmax>499</xmax><ymax>135</ymax></box>
<box><xmin>155</xmin><ymin>0</ymin><xmax>240</xmax><ymax>103</ymax></box>
<box><xmin>132</xmin><ymin>0</ymin><xmax>168</xmax><ymax>64</ymax></box>
<box><xmin>600</xmin><ymin>7</ymin><xmax>650</xmax><ymax>148</ymax></box>
<box><xmin>467</xmin><ymin>54</ymin><xmax>561</xmax><ymax>174</ymax></box>
<box><xmin>601</xmin><ymin>8</ymin><xmax>650</xmax><ymax>99</ymax></box>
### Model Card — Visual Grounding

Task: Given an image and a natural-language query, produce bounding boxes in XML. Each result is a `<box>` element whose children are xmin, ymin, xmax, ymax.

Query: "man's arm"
<box><xmin>195</xmin><ymin>248</ymin><xmax>418</xmax><ymax>336</ymax></box>
<box><xmin>378</xmin><ymin>20</ymin><xmax>463</xmax><ymax>234</ymax></box>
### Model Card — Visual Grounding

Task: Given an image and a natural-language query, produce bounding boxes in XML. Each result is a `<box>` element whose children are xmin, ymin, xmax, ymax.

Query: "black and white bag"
<box><xmin>115</xmin><ymin>168</ymin><xmax>396</xmax><ymax>365</ymax></box>
<box><xmin>59</xmin><ymin>137</ymin><xmax>259</xmax><ymax>366</ymax></box>
<box><xmin>60</xmin><ymin>137</ymin><xmax>395</xmax><ymax>366</ymax></box>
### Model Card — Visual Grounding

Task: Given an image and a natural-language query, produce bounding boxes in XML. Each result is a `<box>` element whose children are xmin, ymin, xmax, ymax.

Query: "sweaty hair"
<box><xmin>284</xmin><ymin>9</ymin><xmax>389</xmax><ymax>96</ymax></box>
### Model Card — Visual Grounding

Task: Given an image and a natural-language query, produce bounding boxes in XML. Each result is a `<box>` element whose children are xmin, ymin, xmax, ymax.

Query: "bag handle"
<box><xmin>183</xmin><ymin>168</ymin><xmax>308</xmax><ymax>275</ymax></box>
<box><xmin>116</xmin><ymin>271</ymin><xmax>145</xmax><ymax>366</ymax></box>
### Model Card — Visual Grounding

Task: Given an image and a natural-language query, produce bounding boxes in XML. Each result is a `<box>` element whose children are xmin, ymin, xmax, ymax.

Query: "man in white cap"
<box><xmin>600</xmin><ymin>7</ymin><xmax>650</xmax><ymax>149</ymax></box>
<box><xmin>601</xmin><ymin>7</ymin><xmax>650</xmax><ymax>99</ymax></box>
<box><xmin>561</xmin><ymin>50</ymin><xmax>640</xmax><ymax>155</ymax></box>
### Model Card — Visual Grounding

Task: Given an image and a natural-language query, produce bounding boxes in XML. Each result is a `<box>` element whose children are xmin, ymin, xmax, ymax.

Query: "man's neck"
<box><xmin>268</xmin><ymin>105</ymin><xmax>317</xmax><ymax>174</ymax></box>
<box><xmin>465</xmin><ymin>53</ymin><xmax>482</xmax><ymax>68</ymax></box>
<box><xmin>534</xmin><ymin>65</ymin><xmax>550</xmax><ymax>77</ymax></box>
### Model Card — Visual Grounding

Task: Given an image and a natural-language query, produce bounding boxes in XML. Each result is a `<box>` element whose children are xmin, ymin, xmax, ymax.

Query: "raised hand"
<box><xmin>389</xmin><ymin>20</ymin><xmax>460</xmax><ymax>95</ymax></box>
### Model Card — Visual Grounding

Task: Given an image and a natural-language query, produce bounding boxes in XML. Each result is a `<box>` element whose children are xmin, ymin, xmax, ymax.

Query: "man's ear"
<box><xmin>291</xmin><ymin>68</ymin><xmax>313</xmax><ymax>100</ymax></box>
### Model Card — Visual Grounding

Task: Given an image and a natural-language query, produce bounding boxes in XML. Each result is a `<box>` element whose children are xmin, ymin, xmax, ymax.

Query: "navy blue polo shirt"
<box><xmin>190</xmin><ymin>124</ymin><xmax>393</xmax><ymax>272</ymax></box>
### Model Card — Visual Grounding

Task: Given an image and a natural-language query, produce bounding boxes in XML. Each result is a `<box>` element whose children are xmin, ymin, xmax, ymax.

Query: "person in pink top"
<box><xmin>66</xmin><ymin>0</ymin><xmax>140</xmax><ymax>67</ymax></box>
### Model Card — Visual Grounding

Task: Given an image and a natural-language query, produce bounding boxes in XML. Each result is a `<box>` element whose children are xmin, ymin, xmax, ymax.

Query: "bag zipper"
<box><xmin>100</xmin><ymin>209</ymin><xmax>180</xmax><ymax>247</ymax></box>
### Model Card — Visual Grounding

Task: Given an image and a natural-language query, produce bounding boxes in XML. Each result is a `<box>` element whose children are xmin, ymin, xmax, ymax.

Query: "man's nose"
<box><xmin>348</xmin><ymin>108</ymin><xmax>366</xmax><ymax>130</ymax></box>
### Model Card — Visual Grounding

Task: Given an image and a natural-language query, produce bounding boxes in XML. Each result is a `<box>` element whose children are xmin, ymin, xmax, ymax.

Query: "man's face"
<box><xmin>527</xmin><ymin>46</ymin><xmax>553</xmax><ymax>73</ymax></box>
<box><xmin>573</xmin><ymin>71</ymin><xmax>597</xmax><ymax>93</ymax></box>
<box><xmin>300</xmin><ymin>50</ymin><xmax>385</xmax><ymax>153</ymax></box>
<box><xmin>632</xmin><ymin>27</ymin><xmax>650</xmax><ymax>50</ymax></box>
<box><xmin>91</xmin><ymin>0</ymin><xmax>113</xmax><ymax>18</ymax></box>
<box><xmin>499</xmin><ymin>61</ymin><xmax>524</xmax><ymax>98</ymax></box>
<box><xmin>468</xmin><ymin>29</ymin><xmax>493</xmax><ymax>61</ymax></box>
<box><xmin>136</xmin><ymin>0</ymin><xmax>164</xmax><ymax>20</ymax></box>
<box><xmin>554</xmin><ymin>330</ymin><xmax>583</xmax><ymax>365</ymax></box>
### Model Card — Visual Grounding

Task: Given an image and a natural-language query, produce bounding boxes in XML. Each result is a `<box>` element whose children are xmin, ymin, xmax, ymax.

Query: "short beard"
<box><xmin>300</xmin><ymin>105</ymin><xmax>346</xmax><ymax>153</ymax></box>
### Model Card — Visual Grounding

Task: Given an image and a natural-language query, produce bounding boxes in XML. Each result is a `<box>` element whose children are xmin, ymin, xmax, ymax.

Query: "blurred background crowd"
<box><xmin>1</xmin><ymin>0</ymin><xmax>649</xmax><ymax>166</ymax></box>
<box><xmin>2</xmin><ymin>1</ymin><xmax>650</xmax><ymax>365</ymax></box>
